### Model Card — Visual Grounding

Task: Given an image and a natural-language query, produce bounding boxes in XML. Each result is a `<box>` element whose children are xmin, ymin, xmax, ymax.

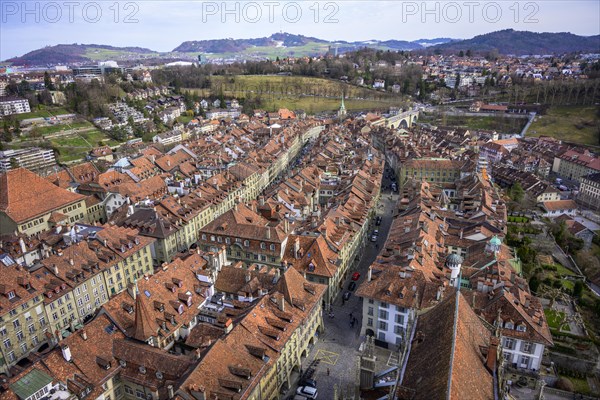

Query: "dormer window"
<box><xmin>260</xmin><ymin>242</ymin><xmax>266</xmax><ymax>249</ymax></box>
<box><xmin>134</xmin><ymin>238</ymin><xmax>140</xmax><ymax>245</ymax></box>
<box><xmin>516</xmin><ymin>324</ymin><xmax>526</xmax><ymax>332</ymax></box>
<box><xmin>7</xmin><ymin>291</ymin><xmax>15</xmax><ymax>300</ymax></box>
<box><xmin>139</xmin><ymin>366</ymin><xmax>146</xmax><ymax>374</ymax></box>
<box><xmin>505</xmin><ymin>321</ymin><xmax>514</xmax><ymax>330</ymax></box>
<box><xmin>127</xmin><ymin>242</ymin><xmax>133</xmax><ymax>249</ymax></box>
<box><xmin>308</xmin><ymin>263</ymin><xmax>315</xmax><ymax>272</ymax></box>
<box><xmin>119</xmin><ymin>360</ymin><xmax>126</xmax><ymax>367</ymax></box>
<box><xmin>201</xmin><ymin>234</ymin><xmax>207</xmax><ymax>240</ymax></box>
<box><xmin>270</xmin><ymin>244</ymin><xmax>275</xmax><ymax>251</ymax></box>
<box><xmin>120</xmin><ymin>245</ymin><xmax>126</xmax><ymax>253</ymax></box>
<box><xmin>244</xmin><ymin>240</ymin><xmax>249</xmax><ymax>247</ymax></box>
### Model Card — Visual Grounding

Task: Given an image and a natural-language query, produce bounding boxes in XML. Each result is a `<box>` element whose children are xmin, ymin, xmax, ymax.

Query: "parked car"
<box><xmin>352</xmin><ymin>272</ymin><xmax>361</xmax><ymax>281</ymax></box>
<box><xmin>343</xmin><ymin>292</ymin><xmax>351</xmax><ymax>301</ymax></box>
<box><xmin>348</xmin><ymin>281</ymin><xmax>357</xmax><ymax>291</ymax></box>
<box><xmin>370</xmin><ymin>235</ymin><xmax>378</xmax><ymax>242</ymax></box>
<box><xmin>373</xmin><ymin>229</ymin><xmax>379</xmax><ymax>236</ymax></box>
<box><xmin>299</xmin><ymin>378</ymin><xmax>317</xmax><ymax>388</ymax></box>
<box><xmin>297</xmin><ymin>386</ymin><xmax>318</xmax><ymax>399</ymax></box>
<box><xmin>376</xmin><ymin>216</ymin><xmax>382</xmax><ymax>225</ymax></box>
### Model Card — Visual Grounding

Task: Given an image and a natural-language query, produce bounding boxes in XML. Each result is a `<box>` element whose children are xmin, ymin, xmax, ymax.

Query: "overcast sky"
<box><xmin>1</xmin><ymin>1</ymin><xmax>599</xmax><ymax>60</ymax></box>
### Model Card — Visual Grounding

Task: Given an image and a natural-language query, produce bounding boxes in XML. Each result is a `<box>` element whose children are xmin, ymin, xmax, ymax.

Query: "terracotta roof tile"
<box><xmin>0</xmin><ymin>168</ymin><xmax>85</xmax><ymax>223</ymax></box>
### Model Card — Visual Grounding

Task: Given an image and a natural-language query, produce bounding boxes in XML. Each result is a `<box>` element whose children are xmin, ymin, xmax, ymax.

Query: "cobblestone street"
<box><xmin>283</xmin><ymin>170</ymin><xmax>398</xmax><ymax>399</ymax></box>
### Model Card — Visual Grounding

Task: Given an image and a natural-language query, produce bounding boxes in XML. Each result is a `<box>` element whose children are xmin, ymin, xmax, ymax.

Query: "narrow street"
<box><xmin>283</xmin><ymin>166</ymin><xmax>399</xmax><ymax>399</ymax></box>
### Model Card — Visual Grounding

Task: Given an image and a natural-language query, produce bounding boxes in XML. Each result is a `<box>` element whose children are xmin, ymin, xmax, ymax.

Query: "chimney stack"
<box><xmin>367</xmin><ymin>265</ymin><xmax>373</xmax><ymax>282</ymax></box>
<box><xmin>81</xmin><ymin>330</ymin><xmax>88</xmax><ymax>340</ymax></box>
<box><xmin>294</xmin><ymin>237</ymin><xmax>300</xmax><ymax>259</ymax></box>
<box><xmin>127</xmin><ymin>283</ymin><xmax>137</xmax><ymax>300</ymax></box>
<box><xmin>486</xmin><ymin>337</ymin><xmax>499</xmax><ymax>372</ymax></box>
<box><xmin>276</xmin><ymin>294</ymin><xmax>285</xmax><ymax>312</ymax></box>
<box><xmin>167</xmin><ymin>385</ymin><xmax>175</xmax><ymax>399</ymax></box>
<box><xmin>62</xmin><ymin>344</ymin><xmax>72</xmax><ymax>362</ymax></box>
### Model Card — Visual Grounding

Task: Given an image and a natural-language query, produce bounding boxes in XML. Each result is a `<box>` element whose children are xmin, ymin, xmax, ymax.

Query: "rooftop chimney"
<box><xmin>486</xmin><ymin>336</ymin><xmax>499</xmax><ymax>372</ymax></box>
<box><xmin>62</xmin><ymin>344</ymin><xmax>72</xmax><ymax>362</ymax></box>
<box><xmin>127</xmin><ymin>283</ymin><xmax>137</xmax><ymax>300</ymax></box>
<box><xmin>276</xmin><ymin>294</ymin><xmax>285</xmax><ymax>312</ymax></box>
<box><xmin>294</xmin><ymin>237</ymin><xmax>300</xmax><ymax>259</ymax></box>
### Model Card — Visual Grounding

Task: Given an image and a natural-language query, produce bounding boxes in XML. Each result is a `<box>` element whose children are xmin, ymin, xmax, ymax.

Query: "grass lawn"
<box><xmin>555</xmin><ymin>264</ymin><xmax>577</xmax><ymax>276</ymax></box>
<box><xmin>419</xmin><ymin>113</ymin><xmax>527</xmax><ymax>133</ymax></box>
<box><xmin>176</xmin><ymin>115</ymin><xmax>195</xmax><ymax>124</ymax></box>
<box><xmin>261</xmin><ymin>97</ymin><xmax>399</xmax><ymax>114</ymax></box>
<box><xmin>184</xmin><ymin>75</ymin><xmax>404</xmax><ymax>113</ymax></box>
<box><xmin>561</xmin><ymin>279</ymin><xmax>575</xmax><ymax>292</ymax></box>
<box><xmin>545</xmin><ymin>309</ymin><xmax>569</xmax><ymax>330</ymax></box>
<box><xmin>84</xmin><ymin>48</ymin><xmax>160</xmax><ymax>61</ymax></box>
<box><xmin>567</xmin><ymin>376</ymin><xmax>592</xmax><ymax>395</ymax></box>
<box><xmin>50</xmin><ymin>130</ymin><xmax>119</xmax><ymax>163</ymax></box>
<box><xmin>27</xmin><ymin>121</ymin><xmax>93</xmax><ymax>136</ymax></box>
<box><xmin>528</xmin><ymin>106</ymin><xmax>600</xmax><ymax>146</ymax></box>
<box><xmin>14</xmin><ymin>107</ymin><xmax>71</xmax><ymax>121</ymax></box>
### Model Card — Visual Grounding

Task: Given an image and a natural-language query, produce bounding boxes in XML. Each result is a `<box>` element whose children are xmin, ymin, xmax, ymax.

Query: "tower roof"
<box><xmin>489</xmin><ymin>236</ymin><xmax>502</xmax><ymax>246</ymax></box>
<box><xmin>446</xmin><ymin>253</ymin><xmax>463</xmax><ymax>265</ymax></box>
<box><xmin>132</xmin><ymin>290</ymin><xmax>158</xmax><ymax>342</ymax></box>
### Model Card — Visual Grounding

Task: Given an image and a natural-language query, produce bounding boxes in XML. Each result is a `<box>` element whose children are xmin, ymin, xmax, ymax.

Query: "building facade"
<box><xmin>0</xmin><ymin>96</ymin><xmax>30</xmax><ymax>116</ymax></box>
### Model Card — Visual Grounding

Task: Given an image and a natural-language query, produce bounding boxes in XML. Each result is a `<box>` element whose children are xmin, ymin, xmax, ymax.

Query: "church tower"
<box><xmin>446</xmin><ymin>253</ymin><xmax>463</xmax><ymax>288</ymax></box>
<box><xmin>338</xmin><ymin>93</ymin><xmax>347</xmax><ymax>119</ymax></box>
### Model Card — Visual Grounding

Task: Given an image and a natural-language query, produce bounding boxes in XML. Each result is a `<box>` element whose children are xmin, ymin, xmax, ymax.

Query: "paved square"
<box><xmin>314</xmin><ymin>349</ymin><xmax>339</xmax><ymax>365</ymax></box>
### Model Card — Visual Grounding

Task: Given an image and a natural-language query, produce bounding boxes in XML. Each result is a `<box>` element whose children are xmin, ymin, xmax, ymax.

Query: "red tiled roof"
<box><xmin>0</xmin><ymin>168</ymin><xmax>85</xmax><ymax>223</ymax></box>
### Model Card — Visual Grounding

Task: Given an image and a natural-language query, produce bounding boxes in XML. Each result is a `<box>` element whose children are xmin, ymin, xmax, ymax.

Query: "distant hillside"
<box><xmin>6</xmin><ymin>44</ymin><xmax>158</xmax><ymax>66</ymax></box>
<box><xmin>172</xmin><ymin>33</ymin><xmax>452</xmax><ymax>54</ymax></box>
<box><xmin>4</xmin><ymin>34</ymin><xmax>454</xmax><ymax>65</ymax></box>
<box><xmin>430</xmin><ymin>29</ymin><xmax>600</xmax><ymax>55</ymax></box>
<box><xmin>414</xmin><ymin>38</ymin><xmax>458</xmax><ymax>47</ymax></box>
<box><xmin>8</xmin><ymin>30</ymin><xmax>599</xmax><ymax>66</ymax></box>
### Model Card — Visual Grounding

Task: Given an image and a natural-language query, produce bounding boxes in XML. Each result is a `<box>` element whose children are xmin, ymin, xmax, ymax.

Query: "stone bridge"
<box><xmin>372</xmin><ymin>109</ymin><xmax>419</xmax><ymax>129</ymax></box>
